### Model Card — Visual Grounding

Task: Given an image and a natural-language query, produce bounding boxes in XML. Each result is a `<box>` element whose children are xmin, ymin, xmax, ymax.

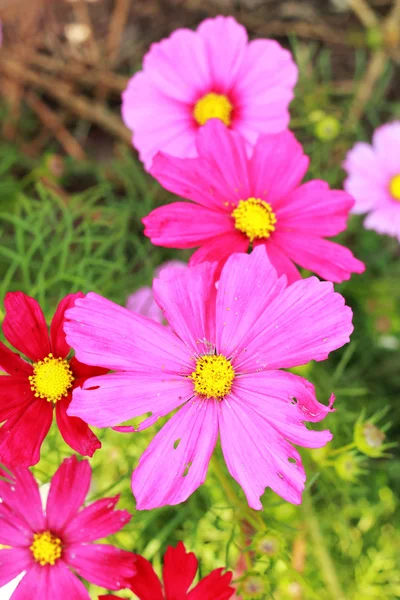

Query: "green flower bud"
<box><xmin>314</xmin><ymin>116</ymin><xmax>340</xmax><ymax>141</ymax></box>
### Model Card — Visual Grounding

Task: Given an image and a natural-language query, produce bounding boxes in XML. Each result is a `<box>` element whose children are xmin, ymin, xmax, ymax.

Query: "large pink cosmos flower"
<box><xmin>0</xmin><ymin>292</ymin><xmax>106</xmax><ymax>467</ymax></box>
<box><xmin>143</xmin><ymin>120</ymin><xmax>365</xmax><ymax>284</ymax></box>
<box><xmin>343</xmin><ymin>121</ymin><xmax>400</xmax><ymax>241</ymax></box>
<box><xmin>64</xmin><ymin>247</ymin><xmax>353</xmax><ymax>510</ymax></box>
<box><xmin>0</xmin><ymin>456</ymin><xmax>136</xmax><ymax>598</ymax></box>
<box><xmin>121</xmin><ymin>16</ymin><xmax>297</xmax><ymax>169</ymax></box>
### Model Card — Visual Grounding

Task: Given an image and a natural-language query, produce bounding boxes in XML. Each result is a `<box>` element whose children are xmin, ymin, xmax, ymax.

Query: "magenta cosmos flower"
<box><xmin>64</xmin><ymin>247</ymin><xmax>353</xmax><ymax>510</ymax></box>
<box><xmin>0</xmin><ymin>292</ymin><xmax>107</xmax><ymax>467</ymax></box>
<box><xmin>0</xmin><ymin>456</ymin><xmax>136</xmax><ymax>598</ymax></box>
<box><xmin>344</xmin><ymin>121</ymin><xmax>400</xmax><ymax>241</ymax></box>
<box><xmin>121</xmin><ymin>16</ymin><xmax>297</xmax><ymax>169</ymax></box>
<box><xmin>143</xmin><ymin>120</ymin><xmax>365</xmax><ymax>284</ymax></box>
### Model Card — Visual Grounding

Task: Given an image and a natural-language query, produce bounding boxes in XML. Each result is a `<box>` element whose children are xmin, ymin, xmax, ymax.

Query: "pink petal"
<box><xmin>63</xmin><ymin>495</ymin><xmax>131</xmax><ymax>544</ymax></box>
<box><xmin>235</xmin><ymin>275</ymin><xmax>353</xmax><ymax>372</ymax></box>
<box><xmin>68</xmin><ymin>372</ymin><xmax>193</xmax><ymax>429</ymax></box>
<box><xmin>195</xmin><ymin>120</ymin><xmax>252</xmax><ymax>201</ymax></box>
<box><xmin>277</xmin><ymin>181</ymin><xmax>355</xmax><ymax>236</ymax></box>
<box><xmin>126</xmin><ymin>286</ymin><xmax>163</xmax><ymax>323</ymax></box>
<box><xmin>234</xmin><ymin>370</ymin><xmax>334</xmax><ymax>448</ymax></box>
<box><xmin>150</xmin><ymin>153</ymin><xmax>235</xmax><ymax>212</ymax></box>
<box><xmin>55</xmin><ymin>394</ymin><xmax>101</xmax><ymax>458</ymax></box>
<box><xmin>64</xmin><ymin>544</ymin><xmax>136</xmax><ymax>590</ymax></box>
<box><xmin>273</xmin><ymin>232</ymin><xmax>365</xmax><ymax>282</ymax></box>
<box><xmin>219</xmin><ymin>395</ymin><xmax>306</xmax><ymax>509</ymax></box>
<box><xmin>143</xmin><ymin>202</ymin><xmax>233</xmax><ymax>248</ymax></box>
<box><xmin>232</xmin><ymin>38</ymin><xmax>297</xmax><ymax>134</ymax></box>
<box><xmin>249</xmin><ymin>131</ymin><xmax>309</xmax><ymax>207</ymax></box>
<box><xmin>143</xmin><ymin>28</ymin><xmax>211</xmax><ymax>102</ymax></box>
<box><xmin>153</xmin><ymin>261</ymin><xmax>217</xmax><ymax>351</ymax></box>
<box><xmin>10</xmin><ymin>565</ymin><xmax>46</xmax><ymax>600</ymax></box>
<box><xmin>47</xmin><ymin>562</ymin><xmax>91</xmax><ymax>600</ymax></box>
<box><xmin>64</xmin><ymin>292</ymin><xmax>190</xmax><ymax>373</ymax></box>
<box><xmin>364</xmin><ymin>205</ymin><xmax>400</xmax><ymax>241</ymax></box>
<box><xmin>215</xmin><ymin>247</ymin><xmax>286</xmax><ymax>359</ymax></box>
<box><xmin>0</xmin><ymin>465</ymin><xmax>44</xmax><ymax>532</ymax></box>
<box><xmin>3</xmin><ymin>292</ymin><xmax>50</xmax><ymax>362</ymax></box>
<box><xmin>343</xmin><ymin>142</ymin><xmax>388</xmax><ymax>213</ymax></box>
<box><xmin>122</xmin><ymin>72</ymin><xmax>196</xmax><ymax>169</ymax></box>
<box><xmin>189</xmin><ymin>231</ymin><xmax>249</xmax><ymax>279</ymax></box>
<box><xmin>132</xmin><ymin>399</ymin><xmax>218</xmax><ymax>509</ymax></box>
<box><xmin>372</xmin><ymin>121</ymin><xmax>400</xmax><ymax>175</ymax></box>
<box><xmin>0</xmin><ymin>549</ymin><xmax>31</xmax><ymax>587</ymax></box>
<box><xmin>0</xmin><ymin>502</ymin><xmax>33</xmax><ymax>547</ymax></box>
<box><xmin>0</xmin><ymin>399</ymin><xmax>53</xmax><ymax>467</ymax></box>
<box><xmin>261</xmin><ymin>242</ymin><xmax>301</xmax><ymax>285</ymax></box>
<box><xmin>197</xmin><ymin>16</ymin><xmax>247</xmax><ymax>93</ymax></box>
<box><xmin>0</xmin><ymin>341</ymin><xmax>33</xmax><ymax>377</ymax></box>
<box><xmin>46</xmin><ymin>456</ymin><xmax>91</xmax><ymax>533</ymax></box>
<box><xmin>50</xmin><ymin>293</ymin><xmax>84</xmax><ymax>359</ymax></box>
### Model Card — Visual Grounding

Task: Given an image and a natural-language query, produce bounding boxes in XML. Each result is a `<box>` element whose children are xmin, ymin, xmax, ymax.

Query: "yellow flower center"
<box><xmin>193</xmin><ymin>93</ymin><xmax>233</xmax><ymax>127</ymax></box>
<box><xmin>389</xmin><ymin>174</ymin><xmax>400</xmax><ymax>201</ymax></box>
<box><xmin>30</xmin><ymin>531</ymin><xmax>63</xmax><ymax>566</ymax></box>
<box><xmin>190</xmin><ymin>354</ymin><xmax>235</xmax><ymax>399</ymax></box>
<box><xmin>232</xmin><ymin>197</ymin><xmax>277</xmax><ymax>242</ymax></box>
<box><xmin>29</xmin><ymin>353</ymin><xmax>74</xmax><ymax>403</ymax></box>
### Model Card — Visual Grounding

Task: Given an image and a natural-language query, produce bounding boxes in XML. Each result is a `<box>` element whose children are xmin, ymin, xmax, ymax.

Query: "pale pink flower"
<box><xmin>126</xmin><ymin>261</ymin><xmax>187</xmax><ymax>323</ymax></box>
<box><xmin>0</xmin><ymin>456</ymin><xmax>136</xmax><ymax>597</ymax></box>
<box><xmin>64</xmin><ymin>247</ymin><xmax>353</xmax><ymax>511</ymax></box>
<box><xmin>344</xmin><ymin>121</ymin><xmax>400</xmax><ymax>241</ymax></box>
<box><xmin>121</xmin><ymin>16</ymin><xmax>297</xmax><ymax>169</ymax></box>
<box><xmin>144</xmin><ymin>120</ymin><xmax>364</xmax><ymax>283</ymax></box>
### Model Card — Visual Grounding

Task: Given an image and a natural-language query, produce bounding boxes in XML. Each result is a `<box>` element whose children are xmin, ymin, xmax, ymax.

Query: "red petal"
<box><xmin>163</xmin><ymin>542</ymin><xmax>197</xmax><ymax>599</ymax></box>
<box><xmin>70</xmin><ymin>356</ymin><xmax>108</xmax><ymax>380</ymax></box>
<box><xmin>0</xmin><ymin>377</ymin><xmax>33</xmax><ymax>422</ymax></box>
<box><xmin>56</xmin><ymin>394</ymin><xmax>101</xmax><ymax>458</ymax></box>
<box><xmin>3</xmin><ymin>292</ymin><xmax>50</xmax><ymax>361</ymax></box>
<box><xmin>0</xmin><ymin>341</ymin><xmax>32</xmax><ymax>376</ymax></box>
<box><xmin>50</xmin><ymin>292</ymin><xmax>85</xmax><ymax>358</ymax></box>
<box><xmin>188</xmin><ymin>569</ymin><xmax>235</xmax><ymax>600</ymax></box>
<box><xmin>0</xmin><ymin>399</ymin><xmax>53</xmax><ymax>467</ymax></box>
<box><xmin>129</xmin><ymin>555</ymin><xmax>164</xmax><ymax>600</ymax></box>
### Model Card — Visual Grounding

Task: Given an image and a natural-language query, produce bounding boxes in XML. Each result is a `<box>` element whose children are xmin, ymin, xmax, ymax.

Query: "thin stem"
<box><xmin>303</xmin><ymin>493</ymin><xmax>347</xmax><ymax>600</ymax></box>
<box><xmin>328</xmin><ymin>442</ymin><xmax>356</xmax><ymax>457</ymax></box>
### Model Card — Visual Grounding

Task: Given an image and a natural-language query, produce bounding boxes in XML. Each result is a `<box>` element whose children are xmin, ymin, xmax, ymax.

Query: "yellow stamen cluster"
<box><xmin>29</xmin><ymin>353</ymin><xmax>74</xmax><ymax>403</ymax></box>
<box><xmin>232</xmin><ymin>197</ymin><xmax>277</xmax><ymax>242</ymax></box>
<box><xmin>389</xmin><ymin>174</ymin><xmax>400</xmax><ymax>201</ymax></box>
<box><xmin>30</xmin><ymin>531</ymin><xmax>63</xmax><ymax>566</ymax></box>
<box><xmin>193</xmin><ymin>93</ymin><xmax>233</xmax><ymax>127</ymax></box>
<box><xmin>190</xmin><ymin>354</ymin><xmax>235</xmax><ymax>399</ymax></box>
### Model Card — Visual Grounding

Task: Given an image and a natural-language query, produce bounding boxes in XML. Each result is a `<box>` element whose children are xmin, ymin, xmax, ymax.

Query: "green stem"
<box><xmin>303</xmin><ymin>493</ymin><xmax>347</xmax><ymax>600</ymax></box>
<box><xmin>328</xmin><ymin>442</ymin><xmax>356</xmax><ymax>457</ymax></box>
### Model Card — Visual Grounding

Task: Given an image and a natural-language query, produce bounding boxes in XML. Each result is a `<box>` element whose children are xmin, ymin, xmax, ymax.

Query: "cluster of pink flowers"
<box><xmin>3</xmin><ymin>11</ymin><xmax>393</xmax><ymax>598</ymax></box>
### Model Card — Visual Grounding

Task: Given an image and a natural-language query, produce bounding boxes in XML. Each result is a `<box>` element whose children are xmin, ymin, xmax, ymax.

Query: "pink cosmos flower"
<box><xmin>0</xmin><ymin>456</ymin><xmax>136</xmax><ymax>598</ymax></box>
<box><xmin>0</xmin><ymin>292</ymin><xmax>107</xmax><ymax>467</ymax></box>
<box><xmin>121</xmin><ymin>15</ymin><xmax>297</xmax><ymax>169</ymax></box>
<box><xmin>127</xmin><ymin>261</ymin><xmax>187</xmax><ymax>323</ymax></box>
<box><xmin>143</xmin><ymin>120</ymin><xmax>365</xmax><ymax>284</ymax></box>
<box><xmin>99</xmin><ymin>542</ymin><xmax>235</xmax><ymax>600</ymax></box>
<box><xmin>64</xmin><ymin>247</ymin><xmax>353</xmax><ymax>510</ymax></box>
<box><xmin>343</xmin><ymin>121</ymin><xmax>400</xmax><ymax>241</ymax></box>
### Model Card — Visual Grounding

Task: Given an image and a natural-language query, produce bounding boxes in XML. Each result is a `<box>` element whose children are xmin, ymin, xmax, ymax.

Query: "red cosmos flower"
<box><xmin>99</xmin><ymin>541</ymin><xmax>235</xmax><ymax>600</ymax></box>
<box><xmin>0</xmin><ymin>291</ymin><xmax>106</xmax><ymax>467</ymax></box>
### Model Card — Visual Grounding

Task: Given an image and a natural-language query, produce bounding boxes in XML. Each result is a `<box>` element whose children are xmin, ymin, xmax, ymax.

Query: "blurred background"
<box><xmin>0</xmin><ymin>1</ymin><xmax>400</xmax><ymax>599</ymax></box>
